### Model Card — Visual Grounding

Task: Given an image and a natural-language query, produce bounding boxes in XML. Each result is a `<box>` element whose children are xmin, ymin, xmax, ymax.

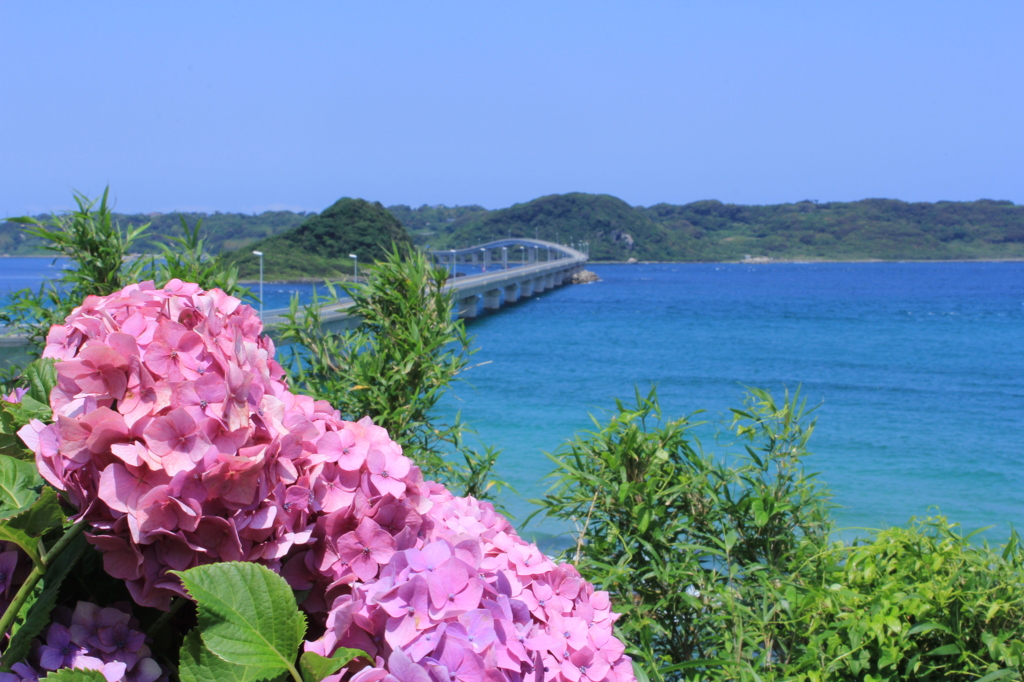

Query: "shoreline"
<box><xmin>595</xmin><ymin>257</ymin><xmax>1024</xmax><ymax>265</ymax></box>
<box><xmin>241</xmin><ymin>258</ymin><xmax>1024</xmax><ymax>284</ymax></box>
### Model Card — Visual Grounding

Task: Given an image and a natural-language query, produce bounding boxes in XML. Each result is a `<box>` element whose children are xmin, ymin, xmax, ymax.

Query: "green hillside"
<box><xmin>409</xmin><ymin>193</ymin><xmax>684</xmax><ymax>261</ymax></box>
<box><xmin>386</xmin><ymin>203</ymin><xmax>488</xmax><ymax>244</ymax></box>
<box><xmin>411</xmin><ymin>194</ymin><xmax>1024</xmax><ymax>261</ymax></box>
<box><xmin>224</xmin><ymin>197</ymin><xmax>414</xmax><ymax>280</ymax></box>
<box><xmin>5</xmin><ymin>193</ymin><xmax>1022</xmax><ymax>265</ymax></box>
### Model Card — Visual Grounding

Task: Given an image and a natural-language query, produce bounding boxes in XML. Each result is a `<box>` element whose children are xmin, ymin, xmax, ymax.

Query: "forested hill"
<box><xmin>222</xmin><ymin>197</ymin><xmax>414</xmax><ymax>280</ymax></box>
<box><xmin>400</xmin><ymin>194</ymin><xmax>1024</xmax><ymax>261</ymax></box>
<box><xmin>3</xmin><ymin>194</ymin><xmax>1022</xmax><ymax>263</ymax></box>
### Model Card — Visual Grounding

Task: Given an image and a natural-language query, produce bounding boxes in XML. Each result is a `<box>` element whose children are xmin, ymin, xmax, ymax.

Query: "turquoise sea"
<box><xmin>5</xmin><ymin>259</ymin><xmax>1023</xmax><ymax>541</ymax></box>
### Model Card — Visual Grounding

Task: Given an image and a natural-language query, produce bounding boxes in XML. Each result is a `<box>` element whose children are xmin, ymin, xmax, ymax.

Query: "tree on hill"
<box><xmin>225</xmin><ymin>197</ymin><xmax>415</xmax><ymax>280</ymax></box>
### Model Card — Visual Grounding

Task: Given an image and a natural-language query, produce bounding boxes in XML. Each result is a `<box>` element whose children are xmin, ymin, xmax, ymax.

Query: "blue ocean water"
<box><xmin>443</xmin><ymin>262</ymin><xmax>1024</xmax><ymax>541</ymax></box>
<box><xmin>4</xmin><ymin>259</ymin><xmax>1022</xmax><ymax>540</ymax></box>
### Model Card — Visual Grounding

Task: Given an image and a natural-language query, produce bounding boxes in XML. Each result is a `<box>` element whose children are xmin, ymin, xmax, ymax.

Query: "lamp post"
<box><xmin>480</xmin><ymin>247</ymin><xmax>486</xmax><ymax>272</ymax></box>
<box><xmin>252</xmin><ymin>251</ymin><xmax>264</xmax><ymax>317</ymax></box>
<box><xmin>349</xmin><ymin>254</ymin><xmax>358</xmax><ymax>282</ymax></box>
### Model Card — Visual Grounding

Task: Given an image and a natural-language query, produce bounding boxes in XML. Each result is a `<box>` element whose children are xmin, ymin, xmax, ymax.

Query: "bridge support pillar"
<box><xmin>501</xmin><ymin>247</ymin><xmax>508</xmax><ymax>269</ymax></box>
<box><xmin>533</xmin><ymin>277</ymin><xmax>546</xmax><ymax>293</ymax></box>
<box><xmin>482</xmin><ymin>289</ymin><xmax>501</xmax><ymax>311</ymax></box>
<box><xmin>457</xmin><ymin>295</ymin><xmax>480</xmax><ymax>318</ymax></box>
<box><xmin>503</xmin><ymin>283</ymin><xmax>519</xmax><ymax>303</ymax></box>
<box><xmin>520</xmin><ymin>279</ymin><xmax>534</xmax><ymax>297</ymax></box>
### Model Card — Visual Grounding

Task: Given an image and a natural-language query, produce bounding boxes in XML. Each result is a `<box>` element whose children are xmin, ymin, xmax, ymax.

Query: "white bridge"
<box><xmin>255</xmin><ymin>238</ymin><xmax>588</xmax><ymax>336</ymax></box>
<box><xmin>0</xmin><ymin>240</ymin><xmax>589</xmax><ymax>363</ymax></box>
<box><xmin>432</xmin><ymin>238</ymin><xmax>588</xmax><ymax>319</ymax></box>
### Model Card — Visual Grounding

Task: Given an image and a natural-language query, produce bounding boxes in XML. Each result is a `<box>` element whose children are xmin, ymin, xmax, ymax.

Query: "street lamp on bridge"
<box><xmin>349</xmin><ymin>254</ymin><xmax>358</xmax><ymax>282</ymax></box>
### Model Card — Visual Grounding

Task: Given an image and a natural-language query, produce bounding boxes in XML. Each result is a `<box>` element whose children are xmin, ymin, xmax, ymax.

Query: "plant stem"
<box><xmin>0</xmin><ymin>520</ymin><xmax>85</xmax><ymax>640</ymax></box>
<box><xmin>575</xmin><ymin>490</ymin><xmax>600</xmax><ymax>564</ymax></box>
<box><xmin>0</xmin><ymin>566</ymin><xmax>43</xmax><ymax>640</ymax></box>
<box><xmin>145</xmin><ymin>597</ymin><xmax>186</xmax><ymax>639</ymax></box>
<box><xmin>42</xmin><ymin>519</ymin><xmax>85</xmax><ymax>564</ymax></box>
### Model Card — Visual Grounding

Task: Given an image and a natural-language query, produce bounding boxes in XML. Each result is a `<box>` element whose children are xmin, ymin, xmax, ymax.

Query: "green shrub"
<box><xmin>0</xmin><ymin>190</ymin><xmax>248</xmax><ymax>386</ymax></box>
<box><xmin>276</xmin><ymin>245</ymin><xmax>508</xmax><ymax>504</ymax></box>
<box><xmin>0</xmin><ymin>189</ymin><xmax>152</xmax><ymax>358</ymax></box>
<box><xmin>534</xmin><ymin>388</ymin><xmax>1024</xmax><ymax>682</ymax></box>
<box><xmin>791</xmin><ymin>519</ymin><xmax>1024</xmax><ymax>681</ymax></box>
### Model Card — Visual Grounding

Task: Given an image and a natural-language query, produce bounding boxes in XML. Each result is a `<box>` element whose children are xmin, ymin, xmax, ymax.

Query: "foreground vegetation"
<box><xmin>0</xmin><ymin>191</ymin><xmax>1021</xmax><ymax>682</ymax></box>
<box><xmin>537</xmin><ymin>389</ymin><xmax>1024</xmax><ymax>681</ymax></box>
<box><xmin>0</xmin><ymin>206</ymin><xmax>306</xmax><ymax>256</ymax></box>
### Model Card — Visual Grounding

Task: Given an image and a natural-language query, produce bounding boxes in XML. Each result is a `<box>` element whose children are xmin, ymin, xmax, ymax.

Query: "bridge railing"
<box><xmin>0</xmin><ymin>240</ymin><xmax>589</xmax><ymax>356</ymax></box>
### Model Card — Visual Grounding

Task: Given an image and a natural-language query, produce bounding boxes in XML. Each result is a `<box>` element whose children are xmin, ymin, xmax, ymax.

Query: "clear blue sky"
<box><xmin>2</xmin><ymin>2</ymin><xmax>1021</xmax><ymax>216</ymax></box>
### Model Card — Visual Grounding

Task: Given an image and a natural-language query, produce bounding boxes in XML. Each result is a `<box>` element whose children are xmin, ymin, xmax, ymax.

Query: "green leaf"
<box><xmin>179</xmin><ymin>630</ymin><xmax>283</xmax><ymax>682</ymax></box>
<box><xmin>906</xmin><ymin>621</ymin><xmax>950</xmax><ymax>637</ymax></box>
<box><xmin>0</xmin><ymin>522</ymin><xmax>38</xmax><ymax>560</ymax></box>
<box><xmin>175</xmin><ymin>562</ymin><xmax>306</xmax><ymax>674</ymax></box>
<box><xmin>925</xmin><ymin>643</ymin><xmax>961</xmax><ymax>657</ymax></box>
<box><xmin>0</xmin><ymin>455</ymin><xmax>43</xmax><ymax>512</ymax></box>
<box><xmin>299</xmin><ymin>649</ymin><xmax>372</xmax><ymax>682</ymax></box>
<box><xmin>4</xmin><ymin>533</ymin><xmax>87</xmax><ymax>667</ymax></box>
<box><xmin>0</xmin><ymin>481</ymin><xmax>62</xmax><ymax>559</ymax></box>
<box><xmin>0</xmin><ymin>430</ymin><xmax>32</xmax><ymax>461</ymax></box>
<box><xmin>631</xmin><ymin>660</ymin><xmax>651</xmax><ymax>682</ymax></box>
<box><xmin>23</xmin><ymin>359</ymin><xmax>57</xmax><ymax>407</ymax></box>
<box><xmin>40</xmin><ymin>669</ymin><xmax>107</xmax><ymax>682</ymax></box>
<box><xmin>975</xmin><ymin>669</ymin><xmax>1017</xmax><ymax>682</ymax></box>
<box><xmin>4</xmin><ymin>395</ymin><xmax>52</xmax><ymax>426</ymax></box>
<box><xmin>6</xmin><ymin>488</ymin><xmax>65</xmax><ymax>537</ymax></box>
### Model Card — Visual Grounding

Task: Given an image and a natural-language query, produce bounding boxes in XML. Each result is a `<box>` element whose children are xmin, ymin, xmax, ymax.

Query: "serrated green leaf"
<box><xmin>0</xmin><ymin>455</ymin><xmax>43</xmax><ymax>512</ymax></box>
<box><xmin>0</xmin><ymin>431</ymin><xmax>33</xmax><ymax>461</ymax></box>
<box><xmin>3</xmin><ymin>533</ymin><xmax>87</xmax><ymax>667</ymax></box>
<box><xmin>23</xmin><ymin>359</ymin><xmax>57</xmax><ymax>408</ymax></box>
<box><xmin>179</xmin><ymin>630</ymin><xmax>283</xmax><ymax>682</ymax></box>
<box><xmin>0</xmin><ymin>408</ymin><xmax>18</xmax><ymax>435</ymax></box>
<box><xmin>299</xmin><ymin>649</ymin><xmax>371</xmax><ymax>682</ymax></box>
<box><xmin>5</xmin><ymin>395</ymin><xmax>52</xmax><ymax>426</ymax></box>
<box><xmin>176</xmin><ymin>562</ymin><xmax>306</xmax><ymax>674</ymax></box>
<box><xmin>40</xmin><ymin>668</ymin><xmax>107</xmax><ymax>682</ymax></box>
<box><xmin>0</xmin><ymin>521</ymin><xmax>39</xmax><ymax>559</ymax></box>
<box><xmin>6</xmin><ymin>488</ymin><xmax>64</xmax><ymax>537</ymax></box>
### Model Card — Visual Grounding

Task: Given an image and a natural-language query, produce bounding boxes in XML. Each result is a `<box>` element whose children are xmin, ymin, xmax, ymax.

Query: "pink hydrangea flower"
<box><xmin>18</xmin><ymin>281</ymin><xmax>635</xmax><ymax>682</ymax></box>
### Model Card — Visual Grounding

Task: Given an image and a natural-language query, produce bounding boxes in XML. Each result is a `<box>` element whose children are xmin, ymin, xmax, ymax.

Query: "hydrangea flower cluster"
<box><xmin>18</xmin><ymin>281</ymin><xmax>634</xmax><ymax>682</ymax></box>
<box><xmin>306</xmin><ymin>485</ymin><xmax>632</xmax><ymax>682</ymax></box>
<box><xmin>0</xmin><ymin>601</ymin><xmax>164</xmax><ymax>682</ymax></box>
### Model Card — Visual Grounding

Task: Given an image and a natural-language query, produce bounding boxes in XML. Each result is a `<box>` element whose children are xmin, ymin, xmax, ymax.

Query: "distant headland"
<box><xmin>3</xmin><ymin>193</ymin><xmax>1021</xmax><ymax>279</ymax></box>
